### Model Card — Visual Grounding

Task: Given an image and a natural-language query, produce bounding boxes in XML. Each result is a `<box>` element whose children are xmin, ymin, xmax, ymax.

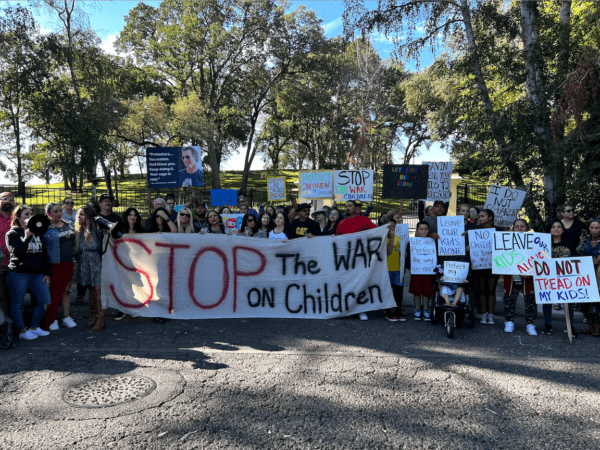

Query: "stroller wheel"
<box><xmin>446</xmin><ymin>313</ymin><xmax>455</xmax><ymax>339</ymax></box>
<box><xmin>0</xmin><ymin>333</ymin><xmax>12</xmax><ymax>350</ymax></box>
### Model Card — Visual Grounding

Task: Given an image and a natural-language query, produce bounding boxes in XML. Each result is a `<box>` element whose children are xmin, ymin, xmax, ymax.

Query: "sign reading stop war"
<box><xmin>484</xmin><ymin>185</ymin><xmax>527</xmax><ymax>227</ymax></box>
<box><xmin>334</xmin><ymin>170</ymin><xmax>373</xmax><ymax>201</ymax></box>
<box><xmin>101</xmin><ymin>226</ymin><xmax>395</xmax><ymax>319</ymax></box>
<box><xmin>437</xmin><ymin>216</ymin><xmax>465</xmax><ymax>256</ymax></box>
<box><xmin>410</xmin><ymin>237</ymin><xmax>437</xmax><ymax>274</ymax></box>
<box><xmin>468</xmin><ymin>229</ymin><xmax>493</xmax><ymax>270</ymax></box>
<box><xmin>421</xmin><ymin>161</ymin><xmax>452</xmax><ymax>202</ymax></box>
<box><xmin>492</xmin><ymin>232</ymin><xmax>551</xmax><ymax>275</ymax></box>
<box><xmin>299</xmin><ymin>170</ymin><xmax>333</xmax><ymax>199</ymax></box>
<box><xmin>533</xmin><ymin>257</ymin><xmax>600</xmax><ymax>304</ymax></box>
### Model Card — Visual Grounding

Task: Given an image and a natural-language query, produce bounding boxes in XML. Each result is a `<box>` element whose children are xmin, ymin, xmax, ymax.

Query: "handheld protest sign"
<box><xmin>437</xmin><ymin>216</ymin><xmax>465</xmax><ymax>256</ymax></box>
<box><xmin>334</xmin><ymin>170</ymin><xmax>373</xmax><ymax>202</ymax></box>
<box><xmin>146</xmin><ymin>146</ymin><xmax>203</xmax><ymax>188</ymax></box>
<box><xmin>533</xmin><ymin>256</ymin><xmax>600</xmax><ymax>304</ymax></box>
<box><xmin>468</xmin><ymin>229</ymin><xmax>493</xmax><ymax>270</ymax></box>
<box><xmin>492</xmin><ymin>232</ymin><xmax>550</xmax><ymax>275</ymax></box>
<box><xmin>382</xmin><ymin>164</ymin><xmax>429</xmax><ymax>200</ymax></box>
<box><xmin>409</xmin><ymin>237</ymin><xmax>437</xmax><ymax>275</ymax></box>
<box><xmin>299</xmin><ymin>170</ymin><xmax>333</xmax><ymax>199</ymax></box>
<box><xmin>211</xmin><ymin>189</ymin><xmax>238</xmax><ymax>207</ymax></box>
<box><xmin>395</xmin><ymin>223</ymin><xmax>410</xmax><ymax>274</ymax></box>
<box><xmin>221</xmin><ymin>213</ymin><xmax>244</xmax><ymax>233</ymax></box>
<box><xmin>420</xmin><ymin>161</ymin><xmax>452</xmax><ymax>202</ymax></box>
<box><xmin>268</xmin><ymin>177</ymin><xmax>286</xmax><ymax>201</ymax></box>
<box><xmin>442</xmin><ymin>261</ymin><xmax>469</xmax><ymax>283</ymax></box>
<box><xmin>483</xmin><ymin>185</ymin><xmax>526</xmax><ymax>227</ymax></box>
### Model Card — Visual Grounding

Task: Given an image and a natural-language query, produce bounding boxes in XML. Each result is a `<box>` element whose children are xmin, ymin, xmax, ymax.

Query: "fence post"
<box><xmin>19</xmin><ymin>182</ymin><xmax>26</xmax><ymax>205</ymax></box>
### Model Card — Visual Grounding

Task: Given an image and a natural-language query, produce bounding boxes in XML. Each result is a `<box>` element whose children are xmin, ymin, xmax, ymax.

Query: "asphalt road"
<box><xmin>1</xmin><ymin>283</ymin><xmax>599</xmax><ymax>449</ymax></box>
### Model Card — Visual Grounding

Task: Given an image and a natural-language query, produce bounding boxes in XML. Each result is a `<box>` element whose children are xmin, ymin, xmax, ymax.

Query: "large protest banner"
<box><xmin>421</xmin><ymin>161</ymin><xmax>452</xmax><ymax>202</ymax></box>
<box><xmin>533</xmin><ymin>257</ymin><xmax>600</xmax><ymax>304</ymax></box>
<box><xmin>409</xmin><ymin>237</ymin><xmax>437</xmax><ymax>274</ymax></box>
<box><xmin>492</xmin><ymin>231</ymin><xmax>551</xmax><ymax>275</ymax></box>
<box><xmin>382</xmin><ymin>164</ymin><xmax>429</xmax><ymax>200</ymax></box>
<box><xmin>437</xmin><ymin>216</ymin><xmax>465</xmax><ymax>256</ymax></box>
<box><xmin>395</xmin><ymin>223</ymin><xmax>410</xmax><ymax>275</ymax></box>
<box><xmin>146</xmin><ymin>146</ymin><xmax>203</xmax><ymax>189</ymax></box>
<box><xmin>267</xmin><ymin>177</ymin><xmax>286</xmax><ymax>201</ymax></box>
<box><xmin>483</xmin><ymin>185</ymin><xmax>526</xmax><ymax>227</ymax></box>
<box><xmin>468</xmin><ymin>229</ymin><xmax>493</xmax><ymax>270</ymax></box>
<box><xmin>299</xmin><ymin>170</ymin><xmax>334</xmax><ymax>199</ymax></box>
<box><xmin>334</xmin><ymin>170</ymin><xmax>374</xmax><ymax>202</ymax></box>
<box><xmin>102</xmin><ymin>227</ymin><xmax>395</xmax><ymax>319</ymax></box>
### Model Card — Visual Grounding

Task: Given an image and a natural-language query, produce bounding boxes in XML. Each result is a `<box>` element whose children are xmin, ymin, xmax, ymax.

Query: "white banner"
<box><xmin>484</xmin><ymin>184</ymin><xmax>527</xmax><ymax>227</ymax></box>
<box><xmin>421</xmin><ymin>161</ymin><xmax>452</xmax><ymax>201</ymax></box>
<box><xmin>101</xmin><ymin>227</ymin><xmax>395</xmax><ymax>319</ymax></box>
<box><xmin>533</xmin><ymin>257</ymin><xmax>600</xmax><ymax>304</ymax></box>
<box><xmin>437</xmin><ymin>216</ymin><xmax>465</xmax><ymax>256</ymax></box>
<box><xmin>334</xmin><ymin>170</ymin><xmax>374</xmax><ymax>202</ymax></box>
<box><xmin>395</xmin><ymin>223</ymin><xmax>410</xmax><ymax>274</ymax></box>
<box><xmin>409</xmin><ymin>237</ymin><xmax>437</xmax><ymax>275</ymax></box>
<box><xmin>468</xmin><ymin>229</ymin><xmax>493</xmax><ymax>270</ymax></box>
<box><xmin>492</xmin><ymin>231</ymin><xmax>551</xmax><ymax>275</ymax></box>
<box><xmin>442</xmin><ymin>261</ymin><xmax>469</xmax><ymax>283</ymax></box>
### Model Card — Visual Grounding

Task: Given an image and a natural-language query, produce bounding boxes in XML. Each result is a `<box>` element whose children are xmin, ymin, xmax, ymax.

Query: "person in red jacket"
<box><xmin>335</xmin><ymin>201</ymin><xmax>376</xmax><ymax>236</ymax></box>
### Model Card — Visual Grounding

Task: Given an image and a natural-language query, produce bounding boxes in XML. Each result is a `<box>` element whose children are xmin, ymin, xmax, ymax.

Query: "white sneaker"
<box><xmin>359</xmin><ymin>312</ymin><xmax>368</xmax><ymax>321</ymax></box>
<box><xmin>526</xmin><ymin>324</ymin><xmax>537</xmax><ymax>336</ymax></box>
<box><xmin>62</xmin><ymin>317</ymin><xmax>77</xmax><ymax>328</ymax></box>
<box><xmin>504</xmin><ymin>321</ymin><xmax>514</xmax><ymax>333</ymax></box>
<box><xmin>30</xmin><ymin>327</ymin><xmax>50</xmax><ymax>337</ymax></box>
<box><xmin>19</xmin><ymin>330</ymin><xmax>38</xmax><ymax>340</ymax></box>
<box><xmin>488</xmin><ymin>314</ymin><xmax>495</xmax><ymax>325</ymax></box>
<box><xmin>48</xmin><ymin>320</ymin><xmax>59</xmax><ymax>331</ymax></box>
<box><xmin>480</xmin><ymin>312</ymin><xmax>488</xmax><ymax>324</ymax></box>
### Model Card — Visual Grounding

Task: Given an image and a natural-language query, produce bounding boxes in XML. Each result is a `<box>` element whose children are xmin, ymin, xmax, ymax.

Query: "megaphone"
<box><xmin>25</xmin><ymin>214</ymin><xmax>50</xmax><ymax>237</ymax></box>
<box><xmin>94</xmin><ymin>216</ymin><xmax>128</xmax><ymax>240</ymax></box>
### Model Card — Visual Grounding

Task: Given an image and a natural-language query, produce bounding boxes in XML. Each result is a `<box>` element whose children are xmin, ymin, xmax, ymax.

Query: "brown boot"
<box><xmin>91</xmin><ymin>288</ymin><xmax>105</xmax><ymax>332</ymax></box>
<box><xmin>87</xmin><ymin>293</ymin><xmax>97</xmax><ymax>327</ymax></box>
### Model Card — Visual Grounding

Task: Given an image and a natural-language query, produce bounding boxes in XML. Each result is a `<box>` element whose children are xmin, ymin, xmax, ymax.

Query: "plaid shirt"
<box><xmin>0</xmin><ymin>213</ymin><xmax>12</xmax><ymax>266</ymax></box>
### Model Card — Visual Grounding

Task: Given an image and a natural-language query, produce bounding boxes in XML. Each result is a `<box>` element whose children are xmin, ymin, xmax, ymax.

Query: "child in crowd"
<box><xmin>408</xmin><ymin>221</ymin><xmax>434</xmax><ymax>321</ymax></box>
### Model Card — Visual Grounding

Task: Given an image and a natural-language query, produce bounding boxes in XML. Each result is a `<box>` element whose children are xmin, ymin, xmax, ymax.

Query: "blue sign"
<box><xmin>211</xmin><ymin>189</ymin><xmax>238</xmax><ymax>207</ymax></box>
<box><xmin>146</xmin><ymin>146</ymin><xmax>203</xmax><ymax>189</ymax></box>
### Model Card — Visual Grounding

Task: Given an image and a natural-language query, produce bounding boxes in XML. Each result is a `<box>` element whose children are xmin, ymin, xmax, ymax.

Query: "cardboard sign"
<box><xmin>299</xmin><ymin>171</ymin><xmax>333</xmax><ymax>199</ymax></box>
<box><xmin>267</xmin><ymin>177</ymin><xmax>286</xmax><ymax>201</ymax></box>
<box><xmin>409</xmin><ymin>237</ymin><xmax>437</xmax><ymax>275</ymax></box>
<box><xmin>382</xmin><ymin>164</ymin><xmax>429</xmax><ymax>200</ymax></box>
<box><xmin>437</xmin><ymin>216</ymin><xmax>465</xmax><ymax>256</ymax></box>
<box><xmin>211</xmin><ymin>189</ymin><xmax>238</xmax><ymax>207</ymax></box>
<box><xmin>492</xmin><ymin>232</ymin><xmax>551</xmax><ymax>275</ymax></box>
<box><xmin>468</xmin><ymin>229</ymin><xmax>493</xmax><ymax>270</ymax></box>
<box><xmin>533</xmin><ymin>257</ymin><xmax>600</xmax><ymax>304</ymax></box>
<box><xmin>442</xmin><ymin>261</ymin><xmax>469</xmax><ymax>283</ymax></box>
<box><xmin>421</xmin><ymin>161</ymin><xmax>452</xmax><ymax>202</ymax></box>
<box><xmin>484</xmin><ymin>185</ymin><xmax>526</xmax><ymax>227</ymax></box>
<box><xmin>334</xmin><ymin>170</ymin><xmax>374</xmax><ymax>201</ymax></box>
<box><xmin>146</xmin><ymin>146</ymin><xmax>204</xmax><ymax>189</ymax></box>
<box><xmin>221</xmin><ymin>214</ymin><xmax>244</xmax><ymax>232</ymax></box>
<box><xmin>395</xmin><ymin>223</ymin><xmax>410</xmax><ymax>274</ymax></box>
<box><xmin>102</xmin><ymin>226</ymin><xmax>395</xmax><ymax>319</ymax></box>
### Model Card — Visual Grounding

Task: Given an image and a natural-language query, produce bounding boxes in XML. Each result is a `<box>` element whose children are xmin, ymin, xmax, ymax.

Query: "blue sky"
<box><xmin>1</xmin><ymin>0</ymin><xmax>449</xmax><ymax>184</ymax></box>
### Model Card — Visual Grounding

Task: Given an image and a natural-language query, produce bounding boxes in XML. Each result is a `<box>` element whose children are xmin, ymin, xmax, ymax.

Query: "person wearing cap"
<box><xmin>236</xmin><ymin>196</ymin><xmax>259</xmax><ymax>219</ymax></box>
<box><xmin>311</xmin><ymin>209</ymin><xmax>330</xmax><ymax>233</ymax></box>
<box><xmin>0</xmin><ymin>192</ymin><xmax>15</xmax><ymax>320</ymax></box>
<box><xmin>423</xmin><ymin>200</ymin><xmax>446</xmax><ymax>239</ymax></box>
<box><xmin>335</xmin><ymin>200</ymin><xmax>376</xmax><ymax>236</ymax></box>
<box><xmin>193</xmin><ymin>202</ymin><xmax>209</xmax><ymax>232</ymax></box>
<box><xmin>289</xmin><ymin>203</ymin><xmax>321</xmax><ymax>239</ymax></box>
<box><xmin>98</xmin><ymin>194</ymin><xmax>122</xmax><ymax>224</ymax></box>
<box><xmin>354</xmin><ymin>200</ymin><xmax>373</xmax><ymax>218</ymax></box>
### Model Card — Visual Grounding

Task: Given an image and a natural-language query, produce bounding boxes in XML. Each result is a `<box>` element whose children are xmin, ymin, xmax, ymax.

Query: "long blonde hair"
<box><xmin>74</xmin><ymin>206</ymin><xmax>97</xmax><ymax>251</ymax></box>
<box><xmin>176</xmin><ymin>207</ymin><xmax>194</xmax><ymax>233</ymax></box>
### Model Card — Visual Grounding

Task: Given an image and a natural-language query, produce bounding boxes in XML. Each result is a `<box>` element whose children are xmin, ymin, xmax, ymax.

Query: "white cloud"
<box><xmin>322</xmin><ymin>17</ymin><xmax>343</xmax><ymax>36</ymax></box>
<box><xmin>101</xmin><ymin>34</ymin><xmax>119</xmax><ymax>55</ymax></box>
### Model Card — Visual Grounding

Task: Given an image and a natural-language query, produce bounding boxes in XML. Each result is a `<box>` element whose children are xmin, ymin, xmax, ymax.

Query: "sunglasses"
<box><xmin>180</xmin><ymin>213</ymin><xmax>190</xmax><ymax>217</ymax></box>
<box><xmin>563</xmin><ymin>209</ymin><xmax>573</xmax><ymax>213</ymax></box>
<box><xmin>64</xmin><ymin>201</ymin><xmax>74</xmax><ymax>205</ymax></box>
<box><xmin>247</xmin><ymin>219</ymin><xmax>255</xmax><ymax>222</ymax></box>
<box><xmin>181</xmin><ymin>155</ymin><xmax>191</xmax><ymax>160</ymax></box>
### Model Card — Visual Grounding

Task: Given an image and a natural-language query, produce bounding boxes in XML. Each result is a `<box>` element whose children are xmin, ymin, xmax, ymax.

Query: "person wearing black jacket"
<box><xmin>6</xmin><ymin>205</ymin><xmax>52</xmax><ymax>341</ymax></box>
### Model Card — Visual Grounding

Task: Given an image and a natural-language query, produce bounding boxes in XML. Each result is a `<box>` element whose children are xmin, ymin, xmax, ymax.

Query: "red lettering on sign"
<box><xmin>156</xmin><ymin>242</ymin><xmax>191</xmax><ymax>314</ymax></box>
<box><xmin>110</xmin><ymin>238</ymin><xmax>154</xmax><ymax>308</ymax></box>
<box><xmin>189</xmin><ymin>246</ymin><xmax>229</xmax><ymax>309</ymax></box>
<box><xmin>232</xmin><ymin>246</ymin><xmax>267</xmax><ymax>312</ymax></box>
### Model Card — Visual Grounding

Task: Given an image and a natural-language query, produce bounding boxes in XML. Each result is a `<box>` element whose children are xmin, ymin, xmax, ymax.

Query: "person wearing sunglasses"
<box><xmin>544</xmin><ymin>205</ymin><xmax>585</xmax><ymax>256</ymax></box>
<box><xmin>178</xmin><ymin>146</ymin><xmax>204</xmax><ymax>187</ymax></box>
<box><xmin>237</xmin><ymin>214</ymin><xmax>267</xmax><ymax>238</ymax></box>
<box><xmin>62</xmin><ymin>197</ymin><xmax>76</xmax><ymax>227</ymax></box>
<box><xmin>176</xmin><ymin>207</ymin><xmax>195</xmax><ymax>233</ymax></box>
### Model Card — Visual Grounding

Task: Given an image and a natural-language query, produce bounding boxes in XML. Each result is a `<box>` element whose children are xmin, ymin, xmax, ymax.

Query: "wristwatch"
<box><xmin>165</xmin><ymin>217</ymin><xmax>171</xmax><ymax>223</ymax></box>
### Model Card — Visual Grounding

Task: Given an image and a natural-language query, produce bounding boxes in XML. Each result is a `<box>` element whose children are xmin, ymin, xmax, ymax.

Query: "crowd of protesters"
<box><xmin>1</xmin><ymin>189</ymin><xmax>598</xmax><ymax>343</ymax></box>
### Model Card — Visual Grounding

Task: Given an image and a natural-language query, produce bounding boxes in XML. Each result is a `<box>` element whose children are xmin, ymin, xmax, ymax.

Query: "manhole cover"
<box><xmin>62</xmin><ymin>376</ymin><xmax>157</xmax><ymax>408</ymax></box>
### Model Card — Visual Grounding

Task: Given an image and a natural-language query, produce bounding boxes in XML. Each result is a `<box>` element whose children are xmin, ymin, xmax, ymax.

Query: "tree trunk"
<box><xmin>240</xmin><ymin>116</ymin><xmax>258</xmax><ymax>193</ymax></box>
<box><xmin>207</xmin><ymin>135</ymin><xmax>222</xmax><ymax>189</ymax></box>
<box><xmin>99</xmin><ymin>158</ymin><xmax>112</xmax><ymax>196</ymax></box>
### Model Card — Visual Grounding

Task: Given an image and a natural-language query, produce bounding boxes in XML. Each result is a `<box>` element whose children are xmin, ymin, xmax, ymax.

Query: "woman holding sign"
<box><xmin>202</xmin><ymin>211</ymin><xmax>232</xmax><ymax>235</ymax></box>
<box><xmin>577</xmin><ymin>220</ymin><xmax>600</xmax><ymax>336</ymax></box>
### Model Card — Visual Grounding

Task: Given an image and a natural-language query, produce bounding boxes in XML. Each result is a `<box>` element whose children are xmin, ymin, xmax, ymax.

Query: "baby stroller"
<box><xmin>0</xmin><ymin>306</ymin><xmax>13</xmax><ymax>350</ymax></box>
<box><xmin>429</xmin><ymin>271</ymin><xmax>476</xmax><ymax>338</ymax></box>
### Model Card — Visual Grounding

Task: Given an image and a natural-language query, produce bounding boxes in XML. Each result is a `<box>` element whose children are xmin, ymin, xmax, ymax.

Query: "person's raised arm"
<box><xmin>387</xmin><ymin>224</ymin><xmax>395</xmax><ymax>255</ymax></box>
<box><xmin>418</xmin><ymin>201</ymin><xmax>425</xmax><ymax>221</ymax></box>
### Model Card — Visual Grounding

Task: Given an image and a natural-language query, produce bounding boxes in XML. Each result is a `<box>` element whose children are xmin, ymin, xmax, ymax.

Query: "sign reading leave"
<box><xmin>268</xmin><ymin>177</ymin><xmax>286</xmax><ymax>201</ymax></box>
<box><xmin>492</xmin><ymin>232</ymin><xmax>551</xmax><ymax>275</ymax></box>
<box><xmin>533</xmin><ymin>257</ymin><xmax>600</xmax><ymax>304</ymax></box>
<box><xmin>299</xmin><ymin>171</ymin><xmax>333</xmax><ymax>199</ymax></box>
<box><xmin>484</xmin><ymin>185</ymin><xmax>527</xmax><ymax>227</ymax></box>
<box><xmin>421</xmin><ymin>161</ymin><xmax>452</xmax><ymax>202</ymax></box>
<box><xmin>437</xmin><ymin>216</ymin><xmax>465</xmax><ymax>256</ymax></box>
<box><xmin>382</xmin><ymin>164</ymin><xmax>429</xmax><ymax>200</ymax></box>
<box><xmin>334</xmin><ymin>170</ymin><xmax>373</xmax><ymax>202</ymax></box>
<box><xmin>468</xmin><ymin>229</ymin><xmax>493</xmax><ymax>270</ymax></box>
<box><xmin>409</xmin><ymin>237</ymin><xmax>437</xmax><ymax>275</ymax></box>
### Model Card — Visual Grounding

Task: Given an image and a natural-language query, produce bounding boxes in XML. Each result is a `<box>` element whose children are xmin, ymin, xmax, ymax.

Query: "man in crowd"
<box><xmin>98</xmin><ymin>194</ymin><xmax>122</xmax><ymax>224</ymax></box>
<box><xmin>145</xmin><ymin>197</ymin><xmax>168</xmax><ymax>230</ymax></box>
<box><xmin>193</xmin><ymin>202</ymin><xmax>208</xmax><ymax>232</ymax></box>
<box><xmin>0</xmin><ymin>192</ymin><xmax>15</xmax><ymax>322</ymax></box>
<box><xmin>423</xmin><ymin>200</ymin><xmax>446</xmax><ymax>239</ymax></box>
<box><xmin>236</xmin><ymin>196</ymin><xmax>258</xmax><ymax>219</ymax></box>
<box><xmin>165</xmin><ymin>194</ymin><xmax>178</xmax><ymax>222</ymax></box>
<box><xmin>62</xmin><ymin>197</ymin><xmax>76</xmax><ymax>227</ymax></box>
<box><xmin>289</xmin><ymin>203</ymin><xmax>321</xmax><ymax>239</ymax></box>
<box><xmin>179</xmin><ymin>146</ymin><xmax>204</xmax><ymax>187</ymax></box>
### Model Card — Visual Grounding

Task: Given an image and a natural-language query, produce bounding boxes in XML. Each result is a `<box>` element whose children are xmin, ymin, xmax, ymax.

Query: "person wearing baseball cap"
<box><xmin>98</xmin><ymin>194</ymin><xmax>122</xmax><ymax>224</ymax></box>
<box><xmin>289</xmin><ymin>203</ymin><xmax>321</xmax><ymax>239</ymax></box>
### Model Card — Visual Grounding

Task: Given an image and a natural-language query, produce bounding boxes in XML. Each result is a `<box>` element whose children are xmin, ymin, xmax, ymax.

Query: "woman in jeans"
<box><xmin>6</xmin><ymin>205</ymin><xmax>52</xmax><ymax>340</ymax></box>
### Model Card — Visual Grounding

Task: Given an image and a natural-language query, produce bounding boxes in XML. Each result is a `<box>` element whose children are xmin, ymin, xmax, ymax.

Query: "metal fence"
<box><xmin>456</xmin><ymin>183</ymin><xmax>489</xmax><ymax>209</ymax></box>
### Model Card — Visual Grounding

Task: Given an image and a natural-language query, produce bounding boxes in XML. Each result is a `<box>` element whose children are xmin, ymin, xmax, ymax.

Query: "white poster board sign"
<box><xmin>468</xmin><ymin>229</ymin><xmax>493</xmax><ymax>270</ymax></box>
<box><xmin>484</xmin><ymin>184</ymin><xmax>527</xmax><ymax>227</ymax></box>
<box><xmin>442</xmin><ymin>261</ymin><xmax>469</xmax><ymax>283</ymax></box>
<box><xmin>533</xmin><ymin>257</ymin><xmax>600</xmax><ymax>304</ymax></box>
<box><xmin>421</xmin><ymin>161</ymin><xmax>452</xmax><ymax>202</ymax></box>
<box><xmin>299</xmin><ymin>171</ymin><xmax>333</xmax><ymax>199</ymax></box>
<box><xmin>395</xmin><ymin>223</ymin><xmax>410</xmax><ymax>275</ymax></box>
<box><xmin>334</xmin><ymin>170</ymin><xmax>374</xmax><ymax>201</ymax></box>
<box><xmin>492</xmin><ymin>232</ymin><xmax>551</xmax><ymax>275</ymax></box>
<box><xmin>267</xmin><ymin>177</ymin><xmax>286</xmax><ymax>201</ymax></box>
<box><xmin>437</xmin><ymin>216</ymin><xmax>465</xmax><ymax>256</ymax></box>
<box><xmin>410</xmin><ymin>237</ymin><xmax>437</xmax><ymax>275</ymax></box>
